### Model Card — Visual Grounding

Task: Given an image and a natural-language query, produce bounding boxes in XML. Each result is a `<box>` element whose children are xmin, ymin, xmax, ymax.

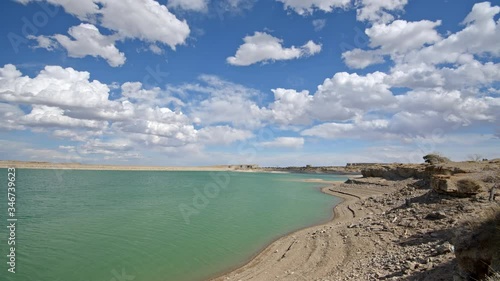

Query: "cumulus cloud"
<box><xmin>28</xmin><ymin>35</ymin><xmax>58</xmax><ymax>51</ymax></box>
<box><xmin>198</xmin><ymin>126</ymin><xmax>254</xmax><ymax>145</ymax></box>
<box><xmin>169</xmin><ymin>74</ymin><xmax>269</xmax><ymax>128</ymax></box>
<box><xmin>0</xmin><ymin>103</ymin><xmax>25</xmax><ymax>130</ymax></box>
<box><xmin>168</xmin><ymin>0</ymin><xmax>209</xmax><ymax>11</ymax></box>
<box><xmin>38</xmin><ymin>24</ymin><xmax>126</xmax><ymax>67</ymax></box>
<box><xmin>227</xmin><ymin>32</ymin><xmax>322</xmax><ymax>66</ymax></box>
<box><xmin>270</xmin><ymin>88</ymin><xmax>313</xmax><ymax>125</ymax></box>
<box><xmin>18</xmin><ymin>0</ymin><xmax>190</xmax><ymax>65</ymax></box>
<box><xmin>0</xmin><ymin>64</ymin><xmax>113</xmax><ymax>110</ymax></box>
<box><xmin>0</xmin><ymin>65</ymin><xmax>201</xmax><ymax>159</ymax></box>
<box><xmin>276</xmin><ymin>0</ymin><xmax>408</xmax><ymax>24</ymax></box>
<box><xmin>259</xmin><ymin>137</ymin><xmax>305</xmax><ymax>148</ymax></box>
<box><xmin>404</xmin><ymin>2</ymin><xmax>500</xmax><ymax>65</ymax></box>
<box><xmin>341</xmin><ymin>48</ymin><xmax>384</xmax><ymax>69</ymax></box>
<box><xmin>4</xmin><ymin>2</ymin><xmax>500</xmax><ymax>164</ymax></box>
<box><xmin>21</xmin><ymin>105</ymin><xmax>108</xmax><ymax>129</ymax></box>
<box><xmin>98</xmin><ymin>0</ymin><xmax>190</xmax><ymax>49</ymax></box>
<box><xmin>356</xmin><ymin>0</ymin><xmax>408</xmax><ymax>23</ymax></box>
<box><xmin>345</xmin><ymin>2</ymin><xmax>500</xmax><ymax>70</ymax></box>
<box><xmin>343</xmin><ymin>19</ymin><xmax>442</xmax><ymax>68</ymax></box>
<box><xmin>366</xmin><ymin>20</ymin><xmax>442</xmax><ymax>53</ymax></box>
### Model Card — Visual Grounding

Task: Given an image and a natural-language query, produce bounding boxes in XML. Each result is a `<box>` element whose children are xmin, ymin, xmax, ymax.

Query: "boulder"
<box><xmin>431</xmin><ymin>174</ymin><xmax>484</xmax><ymax>197</ymax></box>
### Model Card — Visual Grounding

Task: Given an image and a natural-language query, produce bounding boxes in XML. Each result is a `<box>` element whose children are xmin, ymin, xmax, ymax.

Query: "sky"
<box><xmin>0</xmin><ymin>0</ymin><xmax>498</xmax><ymax>166</ymax></box>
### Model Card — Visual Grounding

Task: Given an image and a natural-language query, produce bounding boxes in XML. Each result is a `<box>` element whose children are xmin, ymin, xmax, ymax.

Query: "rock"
<box><xmin>436</xmin><ymin>242</ymin><xmax>454</xmax><ymax>254</ymax></box>
<box><xmin>431</xmin><ymin>174</ymin><xmax>484</xmax><ymax>197</ymax></box>
<box><xmin>425</xmin><ymin>212</ymin><xmax>447</xmax><ymax>220</ymax></box>
<box><xmin>361</xmin><ymin>164</ymin><xmax>428</xmax><ymax>180</ymax></box>
<box><xmin>406</xmin><ymin>261</ymin><xmax>419</xmax><ymax>270</ymax></box>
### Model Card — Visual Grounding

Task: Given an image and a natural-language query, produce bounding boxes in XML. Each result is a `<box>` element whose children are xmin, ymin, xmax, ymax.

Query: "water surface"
<box><xmin>0</xmin><ymin>169</ymin><xmax>346</xmax><ymax>281</ymax></box>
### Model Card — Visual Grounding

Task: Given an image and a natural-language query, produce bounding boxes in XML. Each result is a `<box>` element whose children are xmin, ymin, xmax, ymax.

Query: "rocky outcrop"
<box><xmin>361</xmin><ymin>164</ymin><xmax>428</xmax><ymax>180</ymax></box>
<box><xmin>427</xmin><ymin>160</ymin><xmax>498</xmax><ymax>197</ymax></box>
<box><xmin>431</xmin><ymin>174</ymin><xmax>485</xmax><ymax>196</ymax></box>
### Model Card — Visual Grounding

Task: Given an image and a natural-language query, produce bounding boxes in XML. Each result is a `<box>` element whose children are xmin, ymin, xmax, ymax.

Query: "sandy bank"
<box><xmin>211</xmin><ymin>181</ymin><xmax>398</xmax><ymax>281</ymax></box>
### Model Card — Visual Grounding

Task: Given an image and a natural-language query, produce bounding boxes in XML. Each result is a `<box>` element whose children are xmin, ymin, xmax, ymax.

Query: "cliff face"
<box><xmin>360</xmin><ymin>160</ymin><xmax>499</xmax><ymax>197</ymax></box>
<box><xmin>361</xmin><ymin>164</ymin><xmax>429</xmax><ymax>180</ymax></box>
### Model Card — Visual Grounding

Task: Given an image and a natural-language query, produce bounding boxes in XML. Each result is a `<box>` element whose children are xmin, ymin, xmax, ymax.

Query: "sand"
<box><xmin>211</xmin><ymin>181</ymin><xmax>398</xmax><ymax>281</ymax></box>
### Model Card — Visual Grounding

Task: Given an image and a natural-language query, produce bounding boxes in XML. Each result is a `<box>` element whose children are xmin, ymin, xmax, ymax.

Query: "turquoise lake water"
<box><xmin>0</xmin><ymin>169</ymin><xmax>346</xmax><ymax>281</ymax></box>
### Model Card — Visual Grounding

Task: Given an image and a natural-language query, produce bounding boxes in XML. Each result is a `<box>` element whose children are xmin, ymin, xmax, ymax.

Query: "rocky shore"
<box><xmin>214</xmin><ymin>157</ymin><xmax>499</xmax><ymax>281</ymax></box>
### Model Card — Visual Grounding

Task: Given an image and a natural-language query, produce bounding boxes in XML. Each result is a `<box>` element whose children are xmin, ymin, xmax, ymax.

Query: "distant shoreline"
<box><xmin>0</xmin><ymin>160</ymin><xmax>245</xmax><ymax>172</ymax></box>
<box><xmin>0</xmin><ymin>160</ymin><xmax>362</xmax><ymax>174</ymax></box>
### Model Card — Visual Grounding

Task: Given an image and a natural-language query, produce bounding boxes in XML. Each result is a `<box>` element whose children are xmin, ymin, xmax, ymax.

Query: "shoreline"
<box><xmin>0</xmin><ymin>161</ymin><xmax>234</xmax><ymax>171</ymax></box>
<box><xmin>204</xmin><ymin>183</ymin><xmax>346</xmax><ymax>281</ymax></box>
<box><xmin>210</xmin><ymin>181</ymin><xmax>393</xmax><ymax>281</ymax></box>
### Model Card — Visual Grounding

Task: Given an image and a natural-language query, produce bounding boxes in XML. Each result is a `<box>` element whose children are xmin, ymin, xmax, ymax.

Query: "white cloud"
<box><xmin>312</xmin><ymin>19</ymin><xmax>327</xmax><ymax>31</ymax></box>
<box><xmin>311</xmin><ymin>71</ymin><xmax>395</xmax><ymax>120</ymax></box>
<box><xmin>19</xmin><ymin>0</ymin><xmax>190</xmax><ymax>51</ymax></box>
<box><xmin>302</xmin><ymin>119</ymin><xmax>389</xmax><ymax>139</ymax></box>
<box><xmin>149</xmin><ymin>44</ymin><xmax>163</xmax><ymax>55</ymax></box>
<box><xmin>276</xmin><ymin>0</ymin><xmax>408</xmax><ymax>23</ymax></box>
<box><xmin>99</xmin><ymin>0</ymin><xmax>190</xmax><ymax>49</ymax></box>
<box><xmin>0</xmin><ymin>64</ymin><xmax>113</xmax><ymax>110</ymax></box>
<box><xmin>302</xmin><ymin>40</ymin><xmax>322</xmax><ymax>55</ymax></box>
<box><xmin>21</xmin><ymin>105</ymin><xmax>108</xmax><ymax>129</ymax></box>
<box><xmin>342</xmin><ymin>48</ymin><xmax>384</xmax><ymax>69</ymax></box>
<box><xmin>172</xmin><ymin>75</ymin><xmax>268</xmax><ymax>128</ymax></box>
<box><xmin>215</xmin><ymin>0</ymin><xmax>256</xmax><ymax>14</ymax></box>
<box><xmin>0</xmin><ymin>65</ymin><xmax>201</xmax><ymax>154</ymax></box>
<box><xmin>168</xmin><ymin>0</ymin><xmax>209</xmax><ymax>11</ymax></box>
<box><xmin>356</xmin><ymin>0</ymin><xmax>408</xmax><ymax>23</ymax></box>
<box><xmin>48</xmin><ymin>24</ymin><xmax>126</xmax><ymax>67</ymax></box>
<box><xmin>0</xmin><ymin>103</ymin><xmax>25</xmax><ymax>130</ymax></box>
<box><xmin>259</xmin><ymin>137</ymin><xmax>305</xmax><ymax>148</ymax></box>
<box><xmin>227</xmin><ymin>32</ymin><xmax>322</xmax><ymax>66</ymax></box>
<box><xmin>28</xmin><ymin>35</ymin><xmax>58</xmax><ymax>51</ymax></box>
<box><xmin>270</xmin><ymin>88</ymin><xmax>312</xmax><ymax>125</ymax></box>
<box><xmin>276</xmin><ymin>0</ymin><xmax>350</xmax><ymax>15</ymax></box>
<box><xmin>404</xmin><ymin>2</ymin><xmax>500</xmax><ymax>66</ymax></box>
<box><xmin>198</xmin><ymin>126</ymin><xmax>254</xmax><ymax>145</ymax></box>
<box><xmin>366</xmin><ymin>20</ymin><xmax>442</xmax><ymax>53</ymax></box>
<box><xmin>342</xmin><ymin>19</ymin><xmax>442</xmax><ymax>68</ymax></box>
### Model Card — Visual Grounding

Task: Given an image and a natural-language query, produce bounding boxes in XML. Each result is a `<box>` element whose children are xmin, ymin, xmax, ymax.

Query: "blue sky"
<box><xmin>0</xmin><ymin>0</ymin><xmax>498</xmax><ymax>166</ymax></box>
